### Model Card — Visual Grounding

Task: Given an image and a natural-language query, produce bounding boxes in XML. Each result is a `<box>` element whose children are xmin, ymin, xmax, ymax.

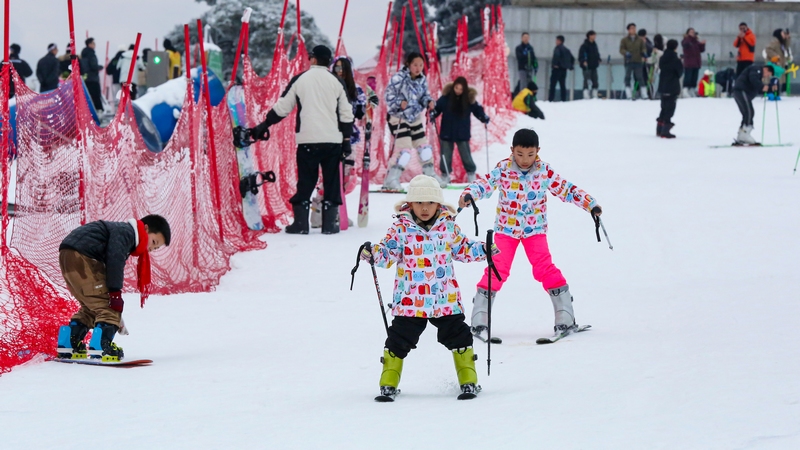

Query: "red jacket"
<box><xmin>734</xmin><ymin>29</ymin><xmax>756</xmax><ymax>62</ymax></box>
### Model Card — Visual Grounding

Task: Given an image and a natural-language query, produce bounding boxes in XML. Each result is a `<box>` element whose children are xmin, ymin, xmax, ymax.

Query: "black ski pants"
<box><xmin>624</xmin><ymin>62</ymin><xmax>645</xmax><ymax>88</ymax></box>
<box><xmin>85</xmin><ymin>80</ymin><xmax>104</xmax><ymax>111</ymax></box>
<box><xmin>658</xmin><ymin>93</ymin><xmax>677</xmax><ymax>123</ymax></box>
<box><xmin>548</xmin><ymin>68</ymin><xmax>568</xmax><ymax>102</ymax></box>
<box><xmin>683</xmin><ymin>68</ymin><xmax>700</xmax><ymax>89</ymax></box>
<box><xmin>439</xmin><ymin>139</ymin><xmax>477</xmax><ymax>175</ymax></box>
<box><xmin>582</xmin><ymin>67</ymin><xmax>598</xmax><ymax>90</ymax></box>
<box><xmin>527</xmin><ymin>103</ymin><xmax>545</xmax><ymax>120</ymax></box>
<box><xmin>290</xmin><ymin>143</ymin><xmax>342</xmax><ymax>206</ymax></box>
<box><xmin>733</xmin><ymin>89</ymin><xmax>757</xmax><ymax>127</ymax></box>
<box><xmin>385</xmin><ymin>314</ymin><xmax>473</xmax><ymax>359</ymax></box>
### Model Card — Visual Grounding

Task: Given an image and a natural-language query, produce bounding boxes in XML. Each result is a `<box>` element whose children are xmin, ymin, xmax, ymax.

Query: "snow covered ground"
<box><xmin>2</xmin><ymin>97</ymin><xmax>799</xmax><ymax>449</ymax></box>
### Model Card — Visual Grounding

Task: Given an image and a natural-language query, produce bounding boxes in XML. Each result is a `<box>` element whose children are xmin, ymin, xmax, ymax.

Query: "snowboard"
<box><xmin>227</xmin><ymin>85</ymin><xmax>265</xmax><ymax>231</ymax></box>
<box><xmin>536</xmin><ymin>324</ymin><xmax>592</xmax><ymax>345</ymax></box>
<box><xmin>53</xmin><ymin>358</ymin><xmax>153</xmax><ymax>368</ymax></box>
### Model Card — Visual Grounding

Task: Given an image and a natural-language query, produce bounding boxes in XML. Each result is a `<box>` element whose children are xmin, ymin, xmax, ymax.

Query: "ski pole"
<box><xmin>456</xmin><ymin>194</ymin><xmax>479</xmax><ymax>236</ymax></box>
<box><xmin>485</xmin><ymin>230</ymin><xmax>502</xmax><ymax>376</ymax></box>
<box><xmin>592</xmin><ymin>207</ymin><xmax>613</xmax><ymax>250</ymax></box>
<box><xmin>761</xmin><ymin>93</ymin><xmax>767</xmax><ymax>144</ymax></box>
<box><xmin>793</xmin><ymin>147</ymin><xmax>800</xmax><ymax>175</ymax></box>
<box><xmin>351</xmin><ymin>242</ymin><xmax>390</xmax><ymax>336</ymax></box>
<box><xmin>775</xmin><ymin>96</ymin><xmax>781</xmax><ymax>145</ymax></box>
<box><xmin>429</xmin><ymin>113</ymin><xmax>450</xmax><ymax>180</ymax></box>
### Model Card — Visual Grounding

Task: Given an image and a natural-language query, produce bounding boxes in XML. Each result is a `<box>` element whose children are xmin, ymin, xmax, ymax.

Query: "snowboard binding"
<box><xmin>239</xmin><ymin>171</ymin><xmax>277</xmax><ymax>198</ymax></box>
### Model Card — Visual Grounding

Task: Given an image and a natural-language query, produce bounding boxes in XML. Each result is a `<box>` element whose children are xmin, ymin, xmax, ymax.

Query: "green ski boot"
<box><xmin>453</xmin><ymin>347</ymin><xmax>481</xmax><ymax>400</ymax></box>
<box><xmin>376</xmin><ymin>349</ymin><xmax>403</xmax><ymax>402</ymax></box>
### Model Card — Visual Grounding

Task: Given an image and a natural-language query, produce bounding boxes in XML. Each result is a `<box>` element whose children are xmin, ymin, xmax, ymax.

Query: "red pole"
<box><xmin>335</xmin><ymin>0</ymin><xmax>350</xmax><ymax>57</ymax></box>
<box><xmin>389</xmin><ymin>20</ymin><xmax>398</xmax><ymax>70</ymax></box>
<box><xmin>396</xmin><ymin>6</ymin><xmax>406</xmax><ymax>71</ymax></box>
<box><xmin>296</xmin><ymin>0</ymin><xmax>302</xmax><ymax>36</ymax></box>
<box><xmin>229</xmin><ymin>26</ymin><xmax>245</xmax><ymax>90</ymax></box>
<box><xmin>66</xmin><ymin>0</ymin><xmax>85</xmax><ymax>225</ymax></box>
<box><xmin>417</xmin><ymin>0</ymin><xmax>429</xmax><ymax>54</ymax></box>
<box><xmin>119</xmin><ymin>33</ymin><xmax>141</xmax><ymax>114</ymax></box>
<box><xmin>2</xmin><ymin>0</ymin><xmax>9</xmax><ymax>231</ymax></box>
<box><xmin>378</xmin><ymin>1</ymin><xmax>392</xmax><ymax>63</ymax></box>
<box><xmin>184</xmin><ymin>24</ymin><xmax>191</xmax><ymax>78</ymax></box>
<box><xmin>197</xmin><ymin>19</ymin><xmax>225</xmax><ymax>241</ymax></box>
<box><xmin>102</xmin><ymin>41</ymin><xmax>109</xmax><ymax>98</ymax></box>
<box><xmin>407</xmin><ymin>0</ymin><xmax>426</xmax><ymax>70</ymax></box>
<box><xmin>279</xmin><ymin>0</ymin><xmax>289</xmax><ymax>30</ymax></box>
<box><xmin>3</xmin><ymin>0</ymin><xmax>8</xmax><ymax>62</ymax></box>
<box><xmin>243</xmin><ymin>22</ymin><xmax>250</xmax><ymax>56</ymax></box>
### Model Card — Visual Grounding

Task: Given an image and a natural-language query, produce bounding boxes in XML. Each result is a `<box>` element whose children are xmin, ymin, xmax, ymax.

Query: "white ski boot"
<box><xmin>466</xmin><ymin>172</ymin><xmax>476</xmax><ymax>183</ymax></box>
<box><xmin>583</xmin><ymin>89</ymin><xmax>590</xmax><ymax>100</ymax></box>
<box><xmin>421</xmin><ymin>161</ymin><xmax>447</xmax><ymax>188</ymax></box>
<box><xmin>548</xmin><ymin>285</ymin><xmax>577</xmax><ymax>336</ymax></box>
<box><xmin>470</xmin><ymin>289</ymin><xmax>500</xmax><ymax>343</ymax></box>
<box><xmin>591</xmin><ymin>89</ymin><xmax>598</xmax><ymax>99</ymax></box>
<box><xmin>625</xmin><ymin>87</ymin><xmax>633</xmax><ymax>100</ymax></box>
<box><xmin>310</xmin><ymin>194</ymin><xmax>322</xmax><ymax>229</ymax></box>
<box><xmin>381</xmin><ymin>164</ymin><xmax>404</xmax><ymax>191</ymax></box>
<box><xmin>640</xmin><ymin>87</ymin><xmax>648</xmax><ymax>100</ymax></box>
<box><xmin>736</xmin><ymin>125</ymin><xmax>757</xmax><ymax>145</ymax></box>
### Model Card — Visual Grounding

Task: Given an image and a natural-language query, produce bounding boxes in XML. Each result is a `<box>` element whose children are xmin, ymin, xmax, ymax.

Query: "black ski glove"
<box><xmin>251</xmin><ymin>121</ymin><xmax>271</xmax><ymax>142</ymax></box>
<box><xmin>341</xmin><ymin>141</ymin><xmax>352</xmax><ymax>160</ymax></box>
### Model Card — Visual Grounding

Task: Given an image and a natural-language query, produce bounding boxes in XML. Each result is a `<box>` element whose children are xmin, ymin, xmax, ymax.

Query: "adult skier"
<box><xmin>656</xmin><ymin>39</ymin><xmax>683</xmax><ymax>139</ymax></box>
<box><xmin>235</xmin><ymin>45</ymin><xmax>354</xmax><ymax>235</ymax></box>
<box><xmin>732</xmin><ymin>62</ymin><xmax>783</xmax><ymax>145</ymax></box>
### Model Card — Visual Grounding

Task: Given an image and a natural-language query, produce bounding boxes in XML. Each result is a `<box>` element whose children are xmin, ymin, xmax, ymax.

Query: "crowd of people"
<box><xmin>510</xmin><ymin>22</ymin><xmax>793</xmax><ymax>143</ymax></box>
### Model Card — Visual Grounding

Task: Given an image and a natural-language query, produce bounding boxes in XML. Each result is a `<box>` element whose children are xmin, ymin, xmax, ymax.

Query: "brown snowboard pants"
<box><xmin>60</xmin><ymin>249</ymin><xmax>121</xmax><ymax>328</ymax></box>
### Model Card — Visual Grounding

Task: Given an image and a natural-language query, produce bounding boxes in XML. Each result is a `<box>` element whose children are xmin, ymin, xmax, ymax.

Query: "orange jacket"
<box><xmin>734</xmin><ymin>29</ymin><xmax>756</xmax><ymax>62</ymax></box>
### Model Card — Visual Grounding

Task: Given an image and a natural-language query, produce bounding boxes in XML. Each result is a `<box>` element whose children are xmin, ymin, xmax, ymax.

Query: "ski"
<box><xmin>228</xmin><ymin>85</ymin><xmax>265</xmax><ymax>231</ymax></box>
<box><xmin>709</xmin><ymin>142</ymin><xmax>793</xmax><ymax>148</ymax></box>
<box><xmin>472</xmin><ymin>330</ymin><xmax>502</xmax><ymax>344</ymax></box>
<box><xmin>52</xmin><ymin>358</ymin><xmax>153</xmax><ymax>368</ymax></box>
<box><xmin>375</xmin><ymin>388</ymin><xmax>400</xmax><ymax>402</ymax></box>
<box><xmin>536</xmin><ymin>324</ymin><xmax>592</xmax><ymax>345</ymax></box>
<box><xmin>369</xmin><ymin>189</ymin><xmax>406</xmax><ymax>194</ymax></box>
<box><xmin>357</xmin><ymin>125</ymin><xmax>372</xmax><ymax>228</ymax></box>
<box><xmin>339</xmin><ymin>161</ymin><xmax>349</xmax><ymax>231</ymax></box>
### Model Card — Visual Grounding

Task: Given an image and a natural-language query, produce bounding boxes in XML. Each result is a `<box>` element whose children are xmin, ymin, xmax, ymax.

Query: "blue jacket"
<box><xmin>385</xmin><ymin>67</ymin><xmax>433</xmax><ymax>123</ymax></box>
<box><xmin>433</xmin><ymin>83</ymin><xmax>489</xmax><ymax>142</ymax></box>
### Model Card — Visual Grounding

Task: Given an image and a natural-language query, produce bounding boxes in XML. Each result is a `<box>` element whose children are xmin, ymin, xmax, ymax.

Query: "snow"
<box><xmin>2</xmin><ymin>97</ymin><xmax>800</xmax><ymax>449</ymax></box>
<box><xmin>132</xmin><ymin>74</ymin><xmax>189</xmax><ymax>118</ymax></box>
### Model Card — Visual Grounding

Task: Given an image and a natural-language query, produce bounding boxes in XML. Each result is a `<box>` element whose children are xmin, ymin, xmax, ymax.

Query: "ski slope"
<box><xmin>1</xmin><ymin>97</ymin><xmax>799</xmax><ymax>450</ymax></box>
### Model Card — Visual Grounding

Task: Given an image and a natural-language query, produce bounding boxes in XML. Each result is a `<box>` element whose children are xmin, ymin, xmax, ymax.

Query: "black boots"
<box><xmin>656</xmin><ymin>119</ymin><xmax>663</xmax><ymax>137</ymax></box>
<box><xmin>321</xmin><ymin>201</ymin><xmax>339</xmax><ymax>235</ymax></box>
<box><xmin>285</xmin><ymin>201</ymin><xmax>310</xmax><ymax>234</ymax></box>
<box><xmin>661</xmin><ymin>122</ymin><xmax>676</xmax><ymax>139</ymax></box>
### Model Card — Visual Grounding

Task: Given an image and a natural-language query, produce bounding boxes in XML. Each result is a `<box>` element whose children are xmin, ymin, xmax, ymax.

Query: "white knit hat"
<box><xmin>394</xmin><ymin>175</ymin><xmax>455</xmax><ymax>213</ymax></box>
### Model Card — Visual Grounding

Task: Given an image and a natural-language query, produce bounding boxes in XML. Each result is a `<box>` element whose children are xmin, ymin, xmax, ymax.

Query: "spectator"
<box><xmin>81</xmin><ymin>38</ymin><xmax>104</xmax><ymax>112</ymax></box>
<box><xmin>106</xmin><ymin>45</ymin><xmax>125</xmax><ymax>104</ymax></box>
<box><xmin>514</xmin><ymin>32</ymin><xmax>537</xmax><ymax>96</ymax></box>
<box><xmin>657</xmin><ymin>39</ymin><xmax>683</xmax><ymax>139</ymax></box>
<box><xmin>638</xmin><ymin>28</ymin><xmax>654</xmax><ymax>98</ymax></box>
<box><xmin>58</xmin><ymin>42</ymin><xmax>76</xmax><ymax>79</ymax></box>
<box><xmin>619</xmin><ymin>23</ymin><xmax>647</xmax><ymax>100</ymax></box>
<box><xmin>163</xmin><ymin>38</ymin><xmax>182</xmax><ymax>80</ymax></box>
<box><xmin>139</xmin><ymin>48</ymin><xmax>151</xmax><ymax>97</ymax></box>
<box><xmin>36</xmin><ymin>43</ymin><xmax>61</xmax><ymax>92</ymax></box>
<box><xmin>648</xmin><ymin>34</ymin><xmax>665</xmax><ymax>98</ymax></box>
<box><xmin>512</xmin><ymin>81</ymin><xmax>545</xmax><ymax>120</ymax></box>
<box><xmin>238</xmin><ymin>45</ymin><xmax>354</xmax><ymax>235</ymax></box>
<box><xmin>579</xmin><ymin>30</ymin><xmax>601</xmax><ymax>99</ymax></box>
<box><xmin>548</xmin><ymin>35</ymin><xmax>574</xmax><ymax>102</ymax></box>
<box><xmin>117</xmin><ymin>45</ymin><xmax>145</xmax><ymax>100</ymax></box>
<box><xmin>734</xmin><ymin>22</ymin><xmax>756</xmax><ymax>76</ymax></box>
<box><xmin>9</xmin><ymin>43</ymin><xmax>33</xmax><ymax>98</ymax></box>
<box><xmin>431</xmin><ymin>76</ymin><xmax>490</xmax><ymax>185</ymax></box>
<box><xmin>733</xmin><ymin>63</ymin><xmax>782</xmax><ymax>145</ymax></box>
<box><xmin>681</xmin><ymin>28</ymin><xmax>706</xmax><ymax>98</ymax></box>
<box><xmin>764</xmin><ymin>28</ymin><xmax>792</xmax><ymax>91</ymax></box>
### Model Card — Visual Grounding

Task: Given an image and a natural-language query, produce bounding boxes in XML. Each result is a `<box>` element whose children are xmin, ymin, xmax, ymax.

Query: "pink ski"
<box><xmin>357</xmin><ymin>127</ymin><xmax>371</xmax><ymax>227</ymax></box>
<box><xmin>339</xmin><ymin>162</ymin><xmax>349</xmax><ymax>231</ymax></box>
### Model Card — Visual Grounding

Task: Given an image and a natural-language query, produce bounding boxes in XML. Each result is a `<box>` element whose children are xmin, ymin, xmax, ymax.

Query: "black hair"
<box><xmin>128</xmin><ymin>44</ymin><xmax>135</xmax><ymax>50</ymax></box>
<box><xmin>667</xmin><ymin>39</ymin><xmax>679</xmax><ymax>51</ymax></box>
<box><xmin>9</xmin><ymin>43</ymin><xmax>20</xmax><ymax>54</ymax></box>
<box><xmin>586</xmin><ymin>30</ymin><xmax>596</xmax><ymax>39</ymax></box>
<box><xmin>653</xmin><ymin>34</ymin><xmax>664</xmax><ymax>51</ymax></box>
<box><xmin>163</xmin><ymin>38</ymin><xmax>175</xmax><ymax>52</ymax></box>
<box><xmin>141</xmin><ymin>214</ymin><xmax>171</xmax><ymax>246</ymax></box>
<box><xmin>521</xmin><ymin>32</ymin><xmax>529</xmax><ymax>37</ymax></box>
<box><xmin>85</xmin><ymin>38</ymin><xmax>94</xmax><ymax>47</ymax></box>
<box><xmin>638</xmin><ymin>29</ymin><xmax>647</xmax><ymax>37</ymax></box>
<box><xmin>512</xmin><ymin>128</ymin><xmax>539</xmax><ymax>148</ymax></box>
<box><xmin>334</xmin><ymin>57</ymin><xmax>358</xmax><ymax>102</ymax></box>
<box><xmin>556</xmin><ymin>35</ymin><xmax>565</xmax><ymax>44</ymax></box>
<box><xmin>686</xmin><ymin>28</ymin><xmax>695</xmax><ymax>36</ymax></box>
<box><xmin>527</xmin><ymin>81</ymin><xmax>538</xmax><ymax>92</ymax></box>
<box><xmin>627</xmin><ymin>23</ymin><xmax>636</xmax><ymax>30</ymax></box>
<box><xmin>448</xmin><ymin>76</ymin><xmax>470</xmax><ymax>115</ymax></box>
<box><xmin>764</xmin><ymin>64</ymin><xmax>775</xmax><ymax>75</ymax></box>
<box><xmin>739</xmin><ymin>22</ymin><xmax>748</xmax><ymax>28</ymax></box>
<box><xmin>773</xmin><ymin>28</ymin><xmax>786</xmax><ymax>45</ymax></box>
<box><xmin>404</xmin><ymin>51</ymin><xmax>424</xmax><ymax>67</ymax></box>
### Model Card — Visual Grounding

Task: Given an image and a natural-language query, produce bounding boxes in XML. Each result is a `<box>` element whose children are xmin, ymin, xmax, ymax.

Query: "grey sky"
<box><xmin>2</xmin><ymin>0</ymin><xmax>388</xmax><ymax>69</ymax></box>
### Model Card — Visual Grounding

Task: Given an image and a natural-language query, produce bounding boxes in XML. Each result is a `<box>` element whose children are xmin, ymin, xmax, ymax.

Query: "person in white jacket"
<box><xmin>116</xmin><ymin>45</ymin><xmax>145</xmax><ymax>100</ymax></box>
<box><xmin>238</xmin><ymin>45</ymin><xmax>354</xmax><ymax>235</ymax></box>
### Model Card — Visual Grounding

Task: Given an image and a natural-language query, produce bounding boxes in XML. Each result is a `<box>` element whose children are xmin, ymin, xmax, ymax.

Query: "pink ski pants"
<box><xmin>477</xmin><ymin>233</ymin><xmax>567</xmax><ymax>292</ymax></box>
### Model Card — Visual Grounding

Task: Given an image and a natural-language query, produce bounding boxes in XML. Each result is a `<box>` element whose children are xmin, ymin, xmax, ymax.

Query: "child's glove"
<box><xmin>108</xmin><ymin>291</ymin><xmax>124</xmax><ymax>313</ymax></box>
<box><xmin>360</xmin><ymin>247</ymin><xmax>373</xmax><ymax>262</ymax></box>
<box><xmin>484</xmin><ymin>242</ymin><xmax>500</xmax><ymax>256</ymax></box>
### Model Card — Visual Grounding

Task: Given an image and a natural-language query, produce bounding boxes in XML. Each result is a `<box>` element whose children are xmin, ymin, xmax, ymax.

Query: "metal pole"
<box><xmin>775</xmin><ymin>96</ymin><xmax>781</xmax><ymax>145</ymax></box>
<box><xmin>761</xmin><ymin>94</ymin><xmax>767</xmax><ymax>144</ymax></box>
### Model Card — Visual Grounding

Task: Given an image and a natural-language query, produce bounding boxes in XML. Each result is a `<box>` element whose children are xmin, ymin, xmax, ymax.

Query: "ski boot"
<box><xmin>453</xmin><ymin>347</ymin><xmax>480</xmax><ymax>400</ymax></box>
<box><xmin>583</xmin><ymin>89</ymin><xmax>590</xmax><ymax>100</ymax></box>
<box><xmin>88</xmin><ymin>322</ymin><xmax>124</xmax><ymax>362</ymax></box>
<box><xmin>466</xmin><ymin>172</ymin><xmax>476</xmax><ymax>183</ymax></box>
<box><xmin>285</xmin><ymin>201</ymin><xmax>310</xmax><ymax>234</ymax></box>
<box><xmin>310</xmin><ymin>194</ymin><xmax>322</xmax><ymax>229</ymax></box>
<box><xmin>56</xmin><ymin>320</ymin><xmax>89</xmax><ymax>359</ymax></box>
<box><xmin>591</xmin><ymin>89</ymin><xmax>598</xmax><ymax>99</ymax></box>
<box><xmin>661</xmin><ymin>122</ymin><xmax>676</xmax><ymax>139</ymax></box>
<box><xmin>381</xmin><ymin>164</ymin><xmax>404</xmax><ymax>191</ymax></box>
<box><xmin>547</xmin><ymin>285</ymin><xmax>577</xmax><ymax>339</ymax></box>
<box><xmin>735</xmin><ymin>125</ymin><xmax>757</xmax><ymax>145</ymax></box>
<box><xmin>470</xmin><ymin>289</ymin><xmax>501</xmax><ymax>343</ymax></box>
<box><xmin>640</xmin><ymin>87</ymin><xmax>649</xmax><ymax>100</ymax></box>
<box><xmin>321</xmin><ymin>200</ymin><xmax>339</xmax><ymax>235</ymax></box>
<box><xmin>376</xmin><ymin>349</ymin><xmax>403</xmax><ymax>402</ymax></box>
<box><xmin>421</xmin><ymin>160</ymin><xmax>447</xmax><ymax>188</ymax></box>
<box><xmin>625</xmin><ymin>86</ymin><xmax>632</xmax><ymax>100</ymax></box>
<box><xmin>656</xmin><ymin>119</ymin><xmax>664</xmax><ymax>137</ymax></box>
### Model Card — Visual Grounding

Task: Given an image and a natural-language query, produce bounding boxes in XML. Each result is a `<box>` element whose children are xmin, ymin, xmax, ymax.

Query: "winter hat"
<box><xmin>527</xmin><ymin>81</ymin><xmax>538</xmax><ymax>92</ymax></box>
<box><xmin>767</xmin><ymin>62</ymin><xmax>785</xmax><ymax>78</ymax></box>
<box><xmin>309</xmin><ymin>45</ymin><xmax>332</xmax><ymax>66</ymax></box>
<box><xmin>394</xmin><ymin>175</ymin><xmax>455</xmax><ymax>213</ymax></box>
<box><xmin>704</xmin><ymin>69</ymin><xmax>713</xmax><ymax>76</ymax></box>
<box><xmin>667</xmin><ymin>39</ymin><xmax>678</xmax><ymax>51</ymax></box>
<box><xmin>47</xmin><ymin>43</ymin><xmax>57</xmax><ymax>52</ymax></box>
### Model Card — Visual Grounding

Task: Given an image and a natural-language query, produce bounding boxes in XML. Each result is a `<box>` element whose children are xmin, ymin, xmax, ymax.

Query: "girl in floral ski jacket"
<box><xmin>361</xmin><ymin>174</ymin><xmax>493</xmax><ymax>401</ymax></box>
<box><xmin>459</xmin><ymin>128</ymin><xmax>603</xmax><ymax>342</ymax></box>
<box><xmin>381</xmin><ymin>52</ymin><xmax>442</xmax><ymax>191</ymax></box>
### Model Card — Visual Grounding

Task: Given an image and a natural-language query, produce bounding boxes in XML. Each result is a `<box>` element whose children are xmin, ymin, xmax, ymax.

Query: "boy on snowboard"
<box><xmin>459</xmin><ymin>129</ymin><xmax>602</xmax><ymax>342</ymax></box>
<box><xmin>361</xmin><ymin>175</ymin><xmax>497</xmax><ymax>400</ymax></box>
<box><xmin>56</xmin><ymin>215</ymin><xmax>171</xmax><ymax>361</ymax></box>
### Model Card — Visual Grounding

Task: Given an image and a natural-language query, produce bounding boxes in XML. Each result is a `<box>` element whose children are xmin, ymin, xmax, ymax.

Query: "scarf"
<box><xmin>131</xmin><ymin>220</ymin><xmax>152</xmax><ymax>307</ymax></box>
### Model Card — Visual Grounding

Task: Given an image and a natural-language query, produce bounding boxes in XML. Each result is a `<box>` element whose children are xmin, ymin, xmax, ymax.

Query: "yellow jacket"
<box><xmin>512</xmin><ymin>88</ymin><xmax>533</xmax><ymax>112</ymax></box>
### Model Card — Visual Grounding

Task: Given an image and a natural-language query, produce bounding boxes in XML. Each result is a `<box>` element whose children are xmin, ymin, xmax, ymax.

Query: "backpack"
<box><xmin>106</xmin><ymin>54</ymin><xmax>121</xmax><ymax>76</ymax></box>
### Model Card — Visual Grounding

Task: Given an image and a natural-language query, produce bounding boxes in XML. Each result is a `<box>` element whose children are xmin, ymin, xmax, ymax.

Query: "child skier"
<box><xmin>56</xmin><ymin>215</ymin><xmax>171</xmax><ymax>361</ymax></box>
<box><xmin>361</xmin><ymin>175</ymin><xmax>496</xmax><ymax>401</ymax></box>
<box><xmin>460</xmin><ymin>128</ymin><xmax>602</xmax><ymax>342</ymax></box>
<box><xmin>381</xmin><ymin>52</ymin><xmax>439</xmax><ymax>190</ymax></box>
<box><xmin>512</xmin><ymin>81</ymin><xmax>545</xmax><ymax>120</ymax></box>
